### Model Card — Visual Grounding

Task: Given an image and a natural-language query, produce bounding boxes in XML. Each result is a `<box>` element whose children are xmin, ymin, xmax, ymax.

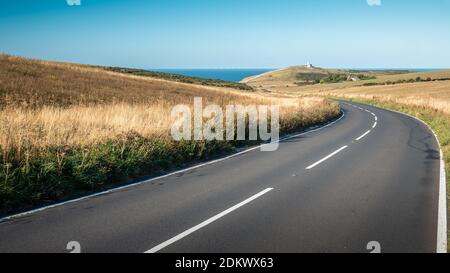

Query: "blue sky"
<box><xmin>1</xmin><ymin>0</ymin><xmax>450</xmax><ymax>68</ymax></box>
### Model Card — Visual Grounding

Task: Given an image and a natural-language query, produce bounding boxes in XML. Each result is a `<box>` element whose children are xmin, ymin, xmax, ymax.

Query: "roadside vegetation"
<box><xmin>104</xmin><ymin>67</ymin><xmax>254</xmax><ymax>91</ymax></box>
<box><xmin>362</xmin><ymin>76</ymin><xmax>450</xmax><ymax>87</ymax></box>
<box><xmin>321</xmin><ymin>80</ymin><xmax>450</xmax><ymax>115</ymax></box>
<box><xmin>295</xmin><ymin>72</ymin><xmax>376</xmax><ymax>86</ymax></box>
<box><xmin>0</xmin><ymin>54</ymin><xmax>340</xmax><ymax>214</ymax></box>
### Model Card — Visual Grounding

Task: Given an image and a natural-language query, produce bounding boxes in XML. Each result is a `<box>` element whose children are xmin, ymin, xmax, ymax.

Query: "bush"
<box><xmin>363</xmin><ymin>82</ymin><xmax>379</xmax><ymax>86</ymax></box>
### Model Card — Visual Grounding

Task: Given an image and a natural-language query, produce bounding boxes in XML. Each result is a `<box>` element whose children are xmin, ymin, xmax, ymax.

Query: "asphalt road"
<box><xmin>0</xmin><ymin>102</ymin><xmax>444</xmax><ymax>253</ymax></box>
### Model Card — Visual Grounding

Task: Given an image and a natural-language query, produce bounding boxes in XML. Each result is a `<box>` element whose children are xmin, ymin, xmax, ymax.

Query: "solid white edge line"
<box><xmin>306</xmin><ymin>145</ymin><xmax>348</xmax><ymax>170</ymax></box>
<box><xmin>356</xmin><ymin>130</ymin><xmax>371</xmax><ymax>141</ymax></box>
<box><xmin>372</xmin><ymin>122</ymin><xmax>377</xmax><ymax>129</ymax></box>
<box><xmin>345</xmin><ymin>101</ymin><xmax>447</xmax><ymax>253</ymax></box>
<box><xmin>0</xmin><ymin>111</ymin><xmax>346</xmax><ymax>223</ymax></box>
<box><xmin>145</xmin><ymin>188</ymin><xmax>274</xmax><ymax>253</ymax></box>
<box><xmin>438</xmin><ymin>148</ymin><xmax>448</xmax><ymax>253</ymax></box>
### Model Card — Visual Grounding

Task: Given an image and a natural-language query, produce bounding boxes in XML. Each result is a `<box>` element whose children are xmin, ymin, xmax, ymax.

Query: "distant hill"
<box><xmin>0</xmin><ymin>54</ymin><xmax>254</xmax><ymax>108</ymax></box>
<box><xmin>104</xmin><ymin>67</ymin><xmax>254</xmax><ymax>91</ymax></box>
<box><xmin>242</xmin><ymin>65</ymin><xmax>411</xmax><ymax>87</ymax></box>
<box><xmin>0</xmin><ymin>54</ymin><xmax>340</xmax><ymax>212</ymax></box>
<box><xmin>242</xmin><ymin>65</ymin><xmax>450</xmax><ymax>93</ymax></box>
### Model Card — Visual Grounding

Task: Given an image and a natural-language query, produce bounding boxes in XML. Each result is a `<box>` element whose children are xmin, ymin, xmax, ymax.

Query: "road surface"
<box><xmin>0</xmin><ymin>102</ymin><xmax>444</xmax><ymax>253</ymax></box>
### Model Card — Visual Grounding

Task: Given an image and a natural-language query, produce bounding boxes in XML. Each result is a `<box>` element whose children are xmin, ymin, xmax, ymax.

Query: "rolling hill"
<box><xmin>242</xmin><ymin>65</ymin><xmax>450</xmax><ymax>94</ymax></box>
<box><xmin>0</xmin><ymin>54</ymin><xmax>340</xmax><ymax>213</ymax></box>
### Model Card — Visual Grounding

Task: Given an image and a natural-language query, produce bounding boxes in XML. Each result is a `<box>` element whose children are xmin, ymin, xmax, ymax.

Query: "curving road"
<box><xmin>0</xmin><ymin>102</ymin><xmax>445</xmax><ymax>253</ymax></box>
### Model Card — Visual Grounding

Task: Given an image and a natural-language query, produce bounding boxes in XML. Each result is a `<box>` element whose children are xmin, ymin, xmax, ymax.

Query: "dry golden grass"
<box><xmin>0</xmin><ymin>54</ymin><xmax>341</xmax><ymax>211</ymax></box>
<box><xmin>313</xmin><ymin>81</ymin><xmax>450</xmax><ymax>115</ymax></box>
<box><xmin>243</xmin><ymin>65</ymin><xmax>450</xmax><ymax>94</ymax></box>
<box><xmin>0</xmin><ymin>97</ymin><xmax>334</xmax><ymax>152</ymax></box>
<box><xmin>242</xmin><ymin>63</ymin><xmax>450</xmax><ymax>115</ymax></box>
<box><xmin>0</xmin><ymin>54</ymin><xmax>256</xmax><ymax>108</ymax></box>
<box><xmin>0</xmin><ymin>54</ymin><xmax>339</xmax><ymax>152</ymax></box>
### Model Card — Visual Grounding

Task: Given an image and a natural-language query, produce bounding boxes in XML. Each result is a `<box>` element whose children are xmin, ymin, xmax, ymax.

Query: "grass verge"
<box><xmin>0</xmin><ymin>54</ymin><xmax>342</xmax><ymax>215</ymax></box>
<box><xmin>0</xmin><ymin>104</ymin><xmax>340</xmax><ymax>216</ymax></box>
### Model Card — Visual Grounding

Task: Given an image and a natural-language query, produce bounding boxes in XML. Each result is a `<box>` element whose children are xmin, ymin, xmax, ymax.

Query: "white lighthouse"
<box><xmin>306</xmin><ymin>61</ymin><xmax>313</xmax><ymax>68</ymax></box>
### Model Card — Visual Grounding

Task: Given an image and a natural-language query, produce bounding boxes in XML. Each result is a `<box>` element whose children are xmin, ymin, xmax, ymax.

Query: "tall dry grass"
<box><xmin>0</xmin><ymin>54</ymin><xmax>337</xmax><ymax>151</ymax></box>
<box><xmin>0</xmin><ymin>97</ymin><xmax>332</xmax><ymax>150</ymax></box>
<box><xmin>0</xmin><ymin>54</ymin><xmax>340</xmax><ymax>212</ymax></box>
<box><xmin>316</xmin><ymin>81</ymin><xmax>450</xmax><ymax>115</ymax></box>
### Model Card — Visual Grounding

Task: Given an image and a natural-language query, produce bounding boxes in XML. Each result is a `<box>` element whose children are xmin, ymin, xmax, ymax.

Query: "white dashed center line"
<box><xmin>306</xmin><ymin>146</ymin><xmax>348</xmax><ymax>170</ymax></box>
<box><xmin>145</xmin><ymin>188</ymin><xmax>274</xmax><ymax>253</ymax></box>
<box><xmin>356</xmin><ymin>130</ymin><xmax>371</xmax><ymax>141</ymax></box>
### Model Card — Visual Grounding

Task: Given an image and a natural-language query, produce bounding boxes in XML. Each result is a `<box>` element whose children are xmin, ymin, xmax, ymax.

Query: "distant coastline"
<box><xmin>153</xmin><ymin>68</ymin><xmax>274</xmax><ymax>82</ymax></box>
<box><xmin>152</xmin><ymin>68</ymin><xmax>447</xmax><ymax>83</ymax></box>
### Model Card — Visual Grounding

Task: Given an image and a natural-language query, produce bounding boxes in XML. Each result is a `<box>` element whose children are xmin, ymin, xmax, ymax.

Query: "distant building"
<box><xmin>347</xmin><ymin>75</ymin><xmax>361</xmax><ymax>82</ymax></box>
<box><xmin>306</xmin><ymin>62</ymin><xmax>313</xmax><ymax>68</ymax></box>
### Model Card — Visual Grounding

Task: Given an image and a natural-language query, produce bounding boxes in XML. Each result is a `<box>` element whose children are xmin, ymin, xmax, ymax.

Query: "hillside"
<box><xmin>243</xmin><ymin>65</ymin><xmax>450</xmax><ymax>94</ymax></box>
<box><xmin>0</xmin><ymin>54</ymin><xmax>255</xmax><ymax>108</ymax></box>
<box><xmin>103</xmin><ymin>67</ymin><xmax>253</xmax><ymax>91</ymax></box>
<box><xmin>0</xmin><ymin>54</ymin><xmax>340</xmax><ymax>213</ymax></box>
<box><xmin>242</xmin><ymin>65</ymin><xmax>409</xmax><ymax>87</ymax></box>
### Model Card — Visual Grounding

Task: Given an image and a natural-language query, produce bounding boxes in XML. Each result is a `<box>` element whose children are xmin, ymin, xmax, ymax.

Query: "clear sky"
<box><xmin>1</xmin><ymin>0</ymin><xmax>450</xmax><ymax>69</ymax></box>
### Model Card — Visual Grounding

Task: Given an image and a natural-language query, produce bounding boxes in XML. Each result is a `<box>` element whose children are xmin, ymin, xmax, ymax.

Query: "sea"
<box><xmin>154</xmin><ymin>68</ymin><xmax>447</xmax><ymax>83</ymax></box>
<box><xmin>155</xmin><ymin>69</ymin><xmax>274</xmax><ymax>82</ymax></box>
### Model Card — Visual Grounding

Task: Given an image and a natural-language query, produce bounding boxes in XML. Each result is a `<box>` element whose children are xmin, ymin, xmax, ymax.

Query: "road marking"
<box><xmin>145</xmin><ymin>188</ymin><xmax>274</xmax><ymax>253</ymax></box>
<box><xmin>306</xmin><ymin>146</ymin><xmax>348</xmax><ymax>170</ymax></box>
<box><xmin>0</xmin><ymin>111</ymin><xmax>345</xmax><ymax>223</ymax></box>
<box><xmin>356</xmin><ymin>130</ymin><xmax>371</xmax><ymax>141</ymax></box>
<box><xmin>372</xmin><ymin>122</ymin><xmax>377</xmax><ymax>129</ymax></box>
<box><xmin>437</xmin><ymin>147</ymin><xmax>447</xmax><ymax>253</ymax></box>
